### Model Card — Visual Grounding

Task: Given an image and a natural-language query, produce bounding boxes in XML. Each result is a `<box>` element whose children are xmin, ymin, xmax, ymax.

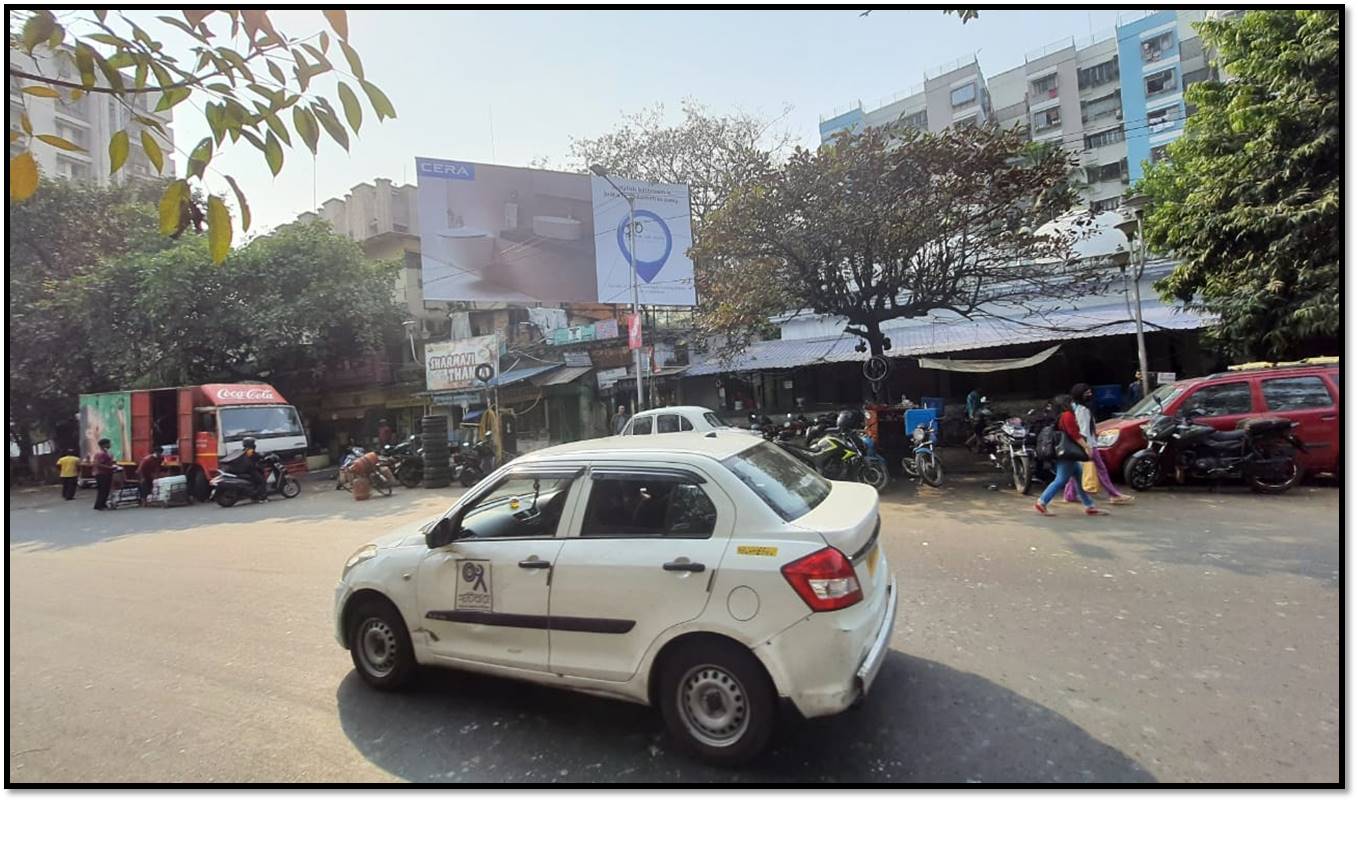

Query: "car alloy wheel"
<box><xmin>677</xmin><ymin>664</ymin><xmax>750</xmax><ymax>748</ymax></box>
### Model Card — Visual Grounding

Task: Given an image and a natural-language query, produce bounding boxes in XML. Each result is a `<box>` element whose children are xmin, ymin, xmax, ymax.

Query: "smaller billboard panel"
<box><xmin>426</xmin><ymin>334</ymin><xmax>500</xmax><ymax>392</ymax></box>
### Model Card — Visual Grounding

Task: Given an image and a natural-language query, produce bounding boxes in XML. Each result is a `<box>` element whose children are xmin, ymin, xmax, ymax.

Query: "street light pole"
<box><xmin>591</xmin><ymin>165</ymin><xmax>645</xmax><ymax>411</ymax></box>
<box><xmin>1116</xmin><ymin>193</ymin><xmax>1153</xmax><ymax>400</ymax></box>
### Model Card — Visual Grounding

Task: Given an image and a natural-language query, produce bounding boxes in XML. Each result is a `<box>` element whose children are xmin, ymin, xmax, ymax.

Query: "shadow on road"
<box><xmin>335</xmin><ymin>650</ymin><xmax>1154</xmax><ymax>783</ymax></box>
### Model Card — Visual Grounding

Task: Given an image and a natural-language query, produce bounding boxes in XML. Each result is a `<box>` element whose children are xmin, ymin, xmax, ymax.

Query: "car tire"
<box><xmin>658</xmin><ymin>638</ymin><xmax>776</xmax><ymax>767</ymax></box>
<box><xmin>348</xmin><ymin>597</ymin><xmax>417</xmax><ymax>691</ymax></box>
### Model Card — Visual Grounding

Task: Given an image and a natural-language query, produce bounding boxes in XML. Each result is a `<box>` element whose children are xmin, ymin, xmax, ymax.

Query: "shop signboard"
<box><xmin>426</xmin><ymin>334</ymin><xmax>500</xmax><ymax>392</ymax></box>
<box><xmin>596</xmin><ymin>367</ymin><xmax>629</xmax><ymax>390</ymax></box>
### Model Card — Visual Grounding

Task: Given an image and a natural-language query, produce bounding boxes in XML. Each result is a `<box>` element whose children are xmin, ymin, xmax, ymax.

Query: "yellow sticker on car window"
<box><xmin>737</xmin><ymin>545</ymin><xmax>778</xmax><ymax>557</ymax></box>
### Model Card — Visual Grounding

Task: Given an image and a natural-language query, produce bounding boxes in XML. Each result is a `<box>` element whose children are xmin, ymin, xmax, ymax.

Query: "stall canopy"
<box><xmin>918</xmin><ymin>344</ymin><xmax>1063</xmax><ymax>373</ymax></box>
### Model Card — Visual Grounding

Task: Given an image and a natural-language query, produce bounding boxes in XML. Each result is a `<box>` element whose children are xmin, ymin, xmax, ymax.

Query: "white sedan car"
<box><xmin>334</xmin><ymin>431</ymin><xmax>897</xmax><ymax>765</ymax></box>
<box><xmin>619</xmin><ymin>405</ymin><xmax>736</xmax><ymax>435</ymax></box>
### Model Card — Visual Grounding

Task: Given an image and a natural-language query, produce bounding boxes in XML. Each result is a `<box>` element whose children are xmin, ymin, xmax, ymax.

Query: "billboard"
<box><xmin>79</xmin><ymin>392</ymin><xmax>133</xmax><ymax>463</ymax></box>
<box><xmin>415</xmin><ymin>157</ymin><xmax>695</xmax><ymax>306</ymax></box>
<box><xmin>425</xmin><ymin>334</ymin><xmax>500</xmax><ymax>392</ymax></box>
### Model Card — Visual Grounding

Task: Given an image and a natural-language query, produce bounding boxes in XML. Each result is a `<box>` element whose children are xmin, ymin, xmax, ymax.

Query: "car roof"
<box><xmin>628</xmin><ymin>406</ymin><xmax>718</xmax><ymax>418</ymax></box>
<box><xmin>517</xmin><ymin>431</ymin><xmax>763</xmax><ymax>463</ymax></box>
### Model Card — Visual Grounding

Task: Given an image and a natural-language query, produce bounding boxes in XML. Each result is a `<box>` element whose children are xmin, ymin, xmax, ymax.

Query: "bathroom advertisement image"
<box><xmin>414</xmin><ymin>157</ymin><xmax>695</xmax><ymax>305</ymax></box>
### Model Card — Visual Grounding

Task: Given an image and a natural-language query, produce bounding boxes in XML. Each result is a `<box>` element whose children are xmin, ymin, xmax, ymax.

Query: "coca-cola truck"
<box><xmin>78</xmin><ymin>383</ymin><xmax>308</xmax><ymax>500</ymax></box>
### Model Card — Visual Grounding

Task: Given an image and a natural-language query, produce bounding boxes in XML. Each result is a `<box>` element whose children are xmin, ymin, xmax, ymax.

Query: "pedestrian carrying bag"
<box><xmin>1082</xmin><ymin>453</ymin><xmax>1100</xmax><ymax>492</ymax></box>
<box><xmin>1056</xmin><ymin>432</ymin><xmax>1089</xmax><ymax>462</ymax></box>
<box><xmin>1035</xmin><ymin>425</ymin><xmax>1058</xmax><ymax>462</ymax></box>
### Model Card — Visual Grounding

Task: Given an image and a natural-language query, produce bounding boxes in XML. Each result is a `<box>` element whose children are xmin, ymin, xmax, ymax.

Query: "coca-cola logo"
<box><xmin>215</xmin><ymin>387</ymin><xmax>276</xmax><ymax>402</ymax></box>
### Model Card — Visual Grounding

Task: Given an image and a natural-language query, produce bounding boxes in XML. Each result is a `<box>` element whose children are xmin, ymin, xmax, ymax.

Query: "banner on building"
<box><xmin>627</xmin><ymin>313</ymin><xmax>642</xmax><ymax>350</ymax></box>
<box><xmin>415</xmin><ymin>157</ymin><xmax>695</xmax><ymax>306</ymax></box>
<box><xmin>426</xmin><ymin>334</ymin><xmax>499</xmax><ymax>392</ymax></box>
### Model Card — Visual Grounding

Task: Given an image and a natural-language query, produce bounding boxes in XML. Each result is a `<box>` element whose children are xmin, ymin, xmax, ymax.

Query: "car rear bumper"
<box><xmin>758</xmin><ymin>577</ymin><xmax>898</xmax><ymax>719</ymax></box>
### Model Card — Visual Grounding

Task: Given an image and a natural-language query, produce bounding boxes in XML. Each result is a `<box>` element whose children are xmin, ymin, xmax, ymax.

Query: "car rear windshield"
<box><xmin>722</xmin><ymin>442</ymin><xmax>830</xmax><ymax>522</ymax></box>
<box><xmin>703</xmin><ymin>412</ymin><xmax>730</xmax><ymax>428</ymax></box>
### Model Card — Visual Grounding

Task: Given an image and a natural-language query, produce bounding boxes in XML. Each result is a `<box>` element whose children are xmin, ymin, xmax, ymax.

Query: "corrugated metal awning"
<box><xmin>532</xmin><ymin>365</ymin><xmax>592</xmax><ymax>387</ymax></box>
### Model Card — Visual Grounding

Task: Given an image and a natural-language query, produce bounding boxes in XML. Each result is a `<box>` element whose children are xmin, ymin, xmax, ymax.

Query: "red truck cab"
<box><xmin>1095</xmin><ymin>360</ymin><xmax>1340</xmax><ymax>482</ymax></box>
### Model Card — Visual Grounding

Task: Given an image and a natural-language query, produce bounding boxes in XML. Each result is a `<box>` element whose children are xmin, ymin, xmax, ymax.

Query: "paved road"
<box><xmin>7</xmin><ymin>456</ymin><xmax>1340</xmax><ymax>783</ymax></box>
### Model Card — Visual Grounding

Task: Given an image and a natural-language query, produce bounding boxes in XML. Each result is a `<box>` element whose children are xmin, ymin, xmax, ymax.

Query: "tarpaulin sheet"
<box><xmin>917</xmin><ymin>344</ymin><xmax>1062</xmax><ymax>373</ymax></box>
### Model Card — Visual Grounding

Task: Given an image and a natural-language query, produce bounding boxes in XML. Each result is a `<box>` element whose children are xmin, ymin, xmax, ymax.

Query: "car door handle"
<box><xmin>1320</xmin><ymin>415</ymin><xmax>1337</xmax><ymax>421</ymax></box>
<box><xmin>518</xmin><ymin>559</ymin><xmax>551</xmax><ymax>569</ymax></box>
<box><xmin>663</xmin><ymin>561</ymin><xmax>706</xmax><ymax>572</ymax></box>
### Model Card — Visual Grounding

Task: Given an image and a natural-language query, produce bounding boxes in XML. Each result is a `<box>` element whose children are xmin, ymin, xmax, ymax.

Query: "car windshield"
<box><xmin>220</xmin><ymin>405</ymin><xmax>304</xmax><ymax>440</ymax></box>
<box><xmin>722</xmin><ymin>441</ymin><xmax>830</xmax><ymax>522</ymax></box>
<box><xmin>1123</xmin><ymin>383</ymin><xmax>1184</xmax><ymax>417</ymax></box>
<box><xmin>703</xmin><ymin>412</ymin><xmax>730</xmax><ymax>428</ymax></box>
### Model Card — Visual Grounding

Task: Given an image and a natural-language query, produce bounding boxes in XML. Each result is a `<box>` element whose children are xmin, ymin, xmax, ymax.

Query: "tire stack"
<box><xmin>421</xmin><ymin>415</ymin><xmax>451</xmax><ymax>488</ymax></box>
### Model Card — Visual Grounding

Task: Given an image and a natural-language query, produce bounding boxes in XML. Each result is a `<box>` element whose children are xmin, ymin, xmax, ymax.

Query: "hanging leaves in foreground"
<box><xmin>141</xmin><ymin>130</ymin><xmax>164</xmax><ymax>172</ymax></box>
<box><xmin>207</xmin><ymin>195</ymin><xmax>232</xmax><ymax>263</ymax></box>
<box><xmin>159</xmin><ymin>180</ymin><xmax>186</xmax><ymax>235</ymax></box>
<box><xmin>10</xmin><ymin>152</ymin><xmax>39</xmax><ymax>201</ymax></box>
<box><xmin>109</xmin><ymin>129</ymin><xmax>130</xmax><ymax>174</ymax></box>
<box><xmin>225</xmin><ymin>175</ymin><xmax>251</xmax><ymax>233</ymax></box>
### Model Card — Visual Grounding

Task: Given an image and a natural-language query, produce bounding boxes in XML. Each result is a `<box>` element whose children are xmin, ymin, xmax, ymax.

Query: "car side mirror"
<box><xmin>425</xmin><ymin>516</ymin><xmax>456</xmax><ymax>549</ymax></box>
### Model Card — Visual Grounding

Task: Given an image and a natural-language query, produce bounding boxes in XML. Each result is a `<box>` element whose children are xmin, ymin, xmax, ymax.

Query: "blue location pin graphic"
<box><xmin>617</xmin><ymin>209</ymin><xmax>673</xmax><ymax>284</ymax></box>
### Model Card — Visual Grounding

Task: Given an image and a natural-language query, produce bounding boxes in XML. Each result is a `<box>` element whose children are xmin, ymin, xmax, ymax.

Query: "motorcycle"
<box><xmin>210</xmin><ymin>452</ymin><xmax>300</xmax><ymax>507</ymax></box>
<box><xmin>452</xmin><ymin>438</ymin><xmax>515</xmax><ymax>488</ymax></box>
<box><xmin>992</xmin><ymin>406</ymin><xmax>1056</xmax><ymax>495</ymax></box>
<box><xmin>775</xmin><ymin>424</ymin><xmax>886</xmax><ymax>491</ymax></box>
<box><xmin>901</xmin><ymin>416</ymin><xmax>944</xmax><ymax>487</ymax></box>
<box><xmin>1125</xmin><ymin>414</ymin><xmax>1306</xmax><ymax>494</ymax></box>
<box><xmin>385</xmin><ymin>436</ymin><xmax>424</xmax><ymax>488</ymax></box>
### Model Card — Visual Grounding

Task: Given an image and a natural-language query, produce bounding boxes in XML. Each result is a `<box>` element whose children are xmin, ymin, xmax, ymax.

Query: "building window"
<box><xmin>1182</xmin><ymin>67</ymin><xmax>1211</xmax><ymax>90</ymax></box>
<box><xmin>950</xmin><ymin>82</ymin><xmax>976</xmax><ymax>108</ymax></box>
<box><xmin>1078</xmin><ymin>58</ymin><xmax>1120</xmax><ymax>90</ymax></box>
<box><xmin>1084</xmin><ymin>127</ymin><xmax>1125</xmax><ymax>149</ymax></box>
<box><xmin>1081</xmin><ymin>92</ymin><xmax>1122</xmax><ymax>124</ymax></box>
<box><xmin>1028</xmin><ymin>73</ymin><xmax>1059</xmax><ymax>101</ymax></box>
<box><xmin>56</xmin><ymin>155</ymin><xmax>92</xmax><ymax>181</ymax></box>
<box><xmin>404</xmin><ymin>250</ymin><xmax>421</xmax><ymax>269</ymax></box>
<box><xmin>54</xmin><ymin>119</ymin><xmax>88</xmax><ymax>150</ymax></box>
<box><xmin>1086</xmin><ymin>159</ymin><xmax>1128</xmax><ymax>184</ymax></box>
<box><xmin>55</xmin><ymin>93</ymin><xmax>89</xmax><ymax>119</ymax></box>
<box><xmin>1150</xmin><ymin>144</ymin><xmax>1170</xmax><ymax>164</ymax></box>
<box><xmin>1033</xmin><ymin>106</ymin><xmax>1061</xmax><ymax>131</ymax></box>
<box><xmin>1090</xmin><ymin>197</ymin><xmax>1122</xmax><ymax>214</ymax></box>
<box><xmin>1144</xmin><ymin>68</ymin><xmax>1178</xmax><ymax>97</ymax></box>
<box><xmin>952</xmin><ymin>113</ymin><xmax>979</xmax><ymax>129</ymax></box>
<box><xmin>1141</xmin><ymin>31</ymin><xmax>1175</xmax><ymax>62</ymax></box>
<box><xmin>901</xmin><ymin>109</ymin><xmax>928</xmax><ymax>130</ymax></box>
<box><xmin>1147</xmin><ymin>104</ymin><xmax>1181</xmax><ymax>130</ymax></box>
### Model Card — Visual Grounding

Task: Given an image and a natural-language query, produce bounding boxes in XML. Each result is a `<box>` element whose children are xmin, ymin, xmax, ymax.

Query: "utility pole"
<box><xmin>1117</xmin><ymin>194</ymin><xmax>1153</xmax><ymax>399</ymax></box>
<box><xmin>591</xmin><ymin>165</ymin><xmax>645</xmax><ymax>411</ymax></box>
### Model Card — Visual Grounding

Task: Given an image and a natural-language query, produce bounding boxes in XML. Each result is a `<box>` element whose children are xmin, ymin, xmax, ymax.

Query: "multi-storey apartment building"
<box><xmin>819</xmin><ymin>10</ymin><xmax>1229</xmax><ymax>211</ymax></box>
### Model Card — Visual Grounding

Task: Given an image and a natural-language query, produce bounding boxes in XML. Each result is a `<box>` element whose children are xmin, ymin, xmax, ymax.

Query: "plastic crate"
<box><xmin>1093</xmin><ymin>384</ymin><xmax>1124</xmax><ymax>415</ymax></box>
<box><xmin>905</xmin><ymin>408</ymin><xmax>937</xmax><ymax>435</ymax></box>
<box><xmin>920</xmin><ymin>396</ymin><xmax>946</xmax><ymax>415</ymax></box>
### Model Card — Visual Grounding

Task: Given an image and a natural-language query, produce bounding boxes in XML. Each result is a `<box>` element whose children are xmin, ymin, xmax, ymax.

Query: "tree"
<box><xmin>567</xmin><ymin>100</ymin><xmax>794</xmax><ymax>235</ymax></box>
<box><xmin>692</xmin><ymin>124</ymin><xmax>1105</xmax><ymax>366</ymax></box>
<box><xmin>1137</xmin><ymin>9</ymin><xmax>1339</xmax><ymax>360</ymax></box>
<box><xmin>7</xmin><ymin>9</ymin><xmax>395</xmax><ymax>262</ymax></box>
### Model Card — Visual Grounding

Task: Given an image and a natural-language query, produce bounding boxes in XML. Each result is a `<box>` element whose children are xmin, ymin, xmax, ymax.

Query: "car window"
<box><xmin>656</xmin><ymin>414</ymin><xmax>681</xmax><ymax>434</ymax></box>
<box><xmin>703</xmin><ymin>412</ymin><xmax>729</xmax><ymax>428</ymax></box>
<box><xmin>679</xmin><ymin>417</ymin><xmax>694</xmax><ymax>432</ymax></box>
<box><xmin>631</xmin><ymin>416</ymin><xmax>653</xmax><ymax>435</ymax></box>
<box><xmin>1262</xmin><ymin>376</ymin><xmax>1333</xmax><ymax>411</ymax></box>
<box><xmin>1182</xmin><ymin>381</ymin><xmax>1253</xmax><ymax>416</ymax></box>
<box><xmin>722</xmin><ymin>441</ymin><xmax>830</xmax><ymax>522</ymax></box>
<box><xmin>1124</xmin><ymin>382</ymin><xmax>1183</xmax><ymax>417</ymax></box>
<box><xmin>457</xmin><ymin>475</ymin><xmax>574</xmax><ymax>539</ymax></box>
<box><xmin>580</xmin><ymin>478</ymin><xmax>717</xmax><ymax>538</ymax></box>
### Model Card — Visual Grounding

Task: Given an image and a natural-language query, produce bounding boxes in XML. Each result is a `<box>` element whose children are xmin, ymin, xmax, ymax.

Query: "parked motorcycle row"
<box><xmin>339</xmin><ymin>435</ymin><xmax>516</xmax><ymax>493</ymax></box>
<box><xmin>746</xmin><ymin>410</ymin><xmax>911</xmax><ymax>494</ymax></box>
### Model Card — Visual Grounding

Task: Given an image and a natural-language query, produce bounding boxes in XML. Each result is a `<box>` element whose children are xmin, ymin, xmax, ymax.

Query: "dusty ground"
<box><xmin>6</xmin><ymin>453</ymin><xmax>1340</xmax><ymax>783</ymax></box>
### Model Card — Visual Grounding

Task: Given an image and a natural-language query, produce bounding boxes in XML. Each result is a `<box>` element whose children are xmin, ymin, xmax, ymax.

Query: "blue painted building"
<box><xmin>1115</xmin><ymin>11</ymin><xmax>1191</xmax><ymax>182</ymax></box>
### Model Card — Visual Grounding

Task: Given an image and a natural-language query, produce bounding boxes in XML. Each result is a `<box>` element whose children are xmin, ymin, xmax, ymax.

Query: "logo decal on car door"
<box><xmin>456</xmin><ymin>559</ymin><xmax>493</xmax><ymax>611</ymax></box>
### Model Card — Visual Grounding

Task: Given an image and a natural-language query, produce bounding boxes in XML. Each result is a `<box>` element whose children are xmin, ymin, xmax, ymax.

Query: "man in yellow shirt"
<box><xmin>56</xmin><ymin>449</ymin><xmax>80</xmax><ymax>501</ymax></box>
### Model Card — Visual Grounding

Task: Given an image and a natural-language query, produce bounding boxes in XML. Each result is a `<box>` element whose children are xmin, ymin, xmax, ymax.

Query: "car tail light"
<box><xmin>781</xmin><ymin>547</ymin><xmax>862</xmax><ymax>612</ymax></box>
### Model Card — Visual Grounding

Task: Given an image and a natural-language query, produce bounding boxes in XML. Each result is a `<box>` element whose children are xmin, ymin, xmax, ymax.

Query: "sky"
<box><xmin>134</xmin><ymin>7</ymin><xmax>1134</xmax><ymax>237</ymax></box>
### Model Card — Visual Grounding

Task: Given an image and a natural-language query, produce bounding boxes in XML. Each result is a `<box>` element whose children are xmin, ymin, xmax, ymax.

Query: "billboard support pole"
<box><xmin>627</xmin><ymin>194</ymin><xmax>643</xmax><ymax>412</ymax></box>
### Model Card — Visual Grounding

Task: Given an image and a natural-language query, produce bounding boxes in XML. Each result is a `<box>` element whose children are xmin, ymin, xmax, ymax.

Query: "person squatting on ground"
<box><xmin>1035</xmin><ymin>394</ymin><xmax>1108</xmax><ymax>517</ymax></box>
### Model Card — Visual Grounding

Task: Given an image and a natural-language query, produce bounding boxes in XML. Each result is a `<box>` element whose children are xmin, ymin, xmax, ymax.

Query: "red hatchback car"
<box><xmin>1095</xmin><ymin>361</ymin><xmax>1341</xmax><ymax>482</ymax></box>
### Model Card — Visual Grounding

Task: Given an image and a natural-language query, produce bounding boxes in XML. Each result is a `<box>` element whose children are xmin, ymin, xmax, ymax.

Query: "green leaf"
<box><xmin>154</xmin><ymin>86</ymin><xmax>192</xmax><ymax>112</ymax></box>
<box><xmin>238</xmin><ymin>126</ymin><xmax>266</xmax><ymax>152</ymax></box>
<box><xmin>340</xmin><ymin>40</ymin><xmax>364</xmax><ymax>80</ymax></box>
<box><xmin>301</xmin><ymin>43</ymin><xmax>331</xmax><ymax>70</ymax></box>
<box><xmin>9</xmin><ymin>151</ymin><xmax>39</xmax><ymax>201</ymax></box>
<box><xmin>263</xmin><ymin>130</ymin><xmax>284</xmax><ymax>176</ymax></box>
<box><xmin>225</xmin><ymin>175</ymin><xmax>251</xmax><ymax>233</ymax></box>
<box><xmin>205</xmin><ymin>82</ymin><xmax>233</xmax><ymax>95</ymax></box>
<box><xmin>47</xmin><ymin>22</ymin><xmax>65</xmax><ymax>49</ymax></box>
<box><xmin>324</xmin><ymin>10</ymin><xmax>349</xmax><ymax>41</ymax></box>
<box><xmin>157</xmin><ymin>15</ymin><xmax>204</xmax><ymax>42</ymax></box>
<box><xmin>218</xmin><ymin>47</ymin><xmax>256</xmax><ymax>83</ymax></box>
<box><xmin>159</xmin><ymin>180</ymin><xmax>185</xmax><ymax>235</ymax></box>
<box><xmin>292</xmin><ymin>50</ymin><xmax>315</xmax><ymax>91</ymax></box>
<box><xmin>336</xmin><ymin>81</ymin><xmax>363</xmax><ymax>133</ymax></box>
<box><xmin>150</xmin><ymin>60</ymin><xmax>174</xmax><ymax>90</ymax></box>
<box><xmin>360</xmin><ymin>80</ymin><xmax>396</xmax><ymax>121</ymax></box>
<box><xmin>133</xmin><ymin>57</ymin><xmax>149</xmax><ymax>91</ymax></box>
<box><xmin>205</xmin><ymin>102</ymin><xmax>226</xmax><ymax>145</ymax></box>
<box><xmin>21</xmin><ymin>85</ymin><xmax>60</xmax><ymax>98</ymax></box>
<box><xmin>87</xmin><ymin>33</ymin><xmax>125</xmax><ymax>48</ymax></box>
<box><xmin>35</xmin><ymin>133</ymin><xmax>84</xmax><ymax>152</ymax></box>
<box><xmin>93</xmin><ymin>51</ymin><xmax>126</xmax><ymax>94</ymax></box>
<box><xmin>261</xmin><ymin>109</ymin><xmax>291</xmax><ymax>146</ymax></box>
<box><xmin>108</xmin><ymin>129</ymin><xmax>129</xmax><ymax>173</ymax></box>
<box><xmin>141</xmin><ymin>130</ymin><xmax>164</xmax><ymax>172</ymax></box>
<box><xmin>184</xmin><ymin>10</ymin><xmax>212</xmax><ymax>29</ymax></box>
<box><xmin>312</xmin><ymin>96</ymin><xmax>350</xmax><ymax>151</ymax></box>
<box><xmin>20</xmin><ymin>111</ymin><xmax>32</xmax><ymax>135</ymax></box>
<box><xmin>292</xmin><ymin>105</ymin><xmax>320</xmax><ymax>154</ymax></box>
<box><xmin>186</xmin><ymin>136</ymin><xmax>213</xmax><ymax>179</ymax></box>
<box><xmin>266</xmin><ymin>59</ymin><xmax>286</xmax><ymax>86</ymax></box>
<box><xmin>73</xmin><ymin>43</ymin><xmax>98</xmax><ymax>87</ymax></box>
<box><xmin>319</xmin><ymin>31</ymin><xmax>330</xmax><ymax>54</ymax></box>
<box><xmin>20</xmin><ymin>11</ymin><xmax>56</xmax><ymax>52</ymax></box>
<box><xmin>207</xmin><ymin>195</ymin><xmax>232</xmax><ymax>264</ymax></box>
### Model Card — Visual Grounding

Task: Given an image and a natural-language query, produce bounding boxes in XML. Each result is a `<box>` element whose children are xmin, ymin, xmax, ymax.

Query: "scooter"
<box><xmin>210</xmin><ymin>453</ymin><xmax>300</xmax><ymax>507</ymax></box>
<box><xmin>1126</xmin><ymin>414</ymin><xmax>1306</xmax><ymax>494</ymax></box>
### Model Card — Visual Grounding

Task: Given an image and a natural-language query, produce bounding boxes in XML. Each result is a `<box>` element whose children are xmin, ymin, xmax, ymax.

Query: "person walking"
<box><xmin>1065</xmin><ymin>383</ymin><xmax>1134</xmax><ymax>505</ymax></box>
<box><xmin>1126</xmin><ymin>371</ymin><xmax>1145</xmax><ymax>407</ymax></box>
<box><xmin>376</xmin><ymin>418</ymin><xmax>395</xmax><ymax>448</ymax></box>
<box><xmin>612</xmin><ymin>404</ymin><xmax>629</xmax><ymax>435</ymax></box>
<box><xmin>136</xmin><ymin>446</ymin><xmax>164</xmax><ymax>506</ymax></box>
<box><xmin>1034</xmin><ymin>395</ymin><xmax>1108</xmax><ymax>517</ymax></box>
<box><xmin>56</xmin><ymin>448</ymin><xmax>80</xmax><ymax>500</ymax></box>
<box><xmin>92</xmin><ymin>438</ymin><xmax>116</xmax><ymax>511</ymax></box>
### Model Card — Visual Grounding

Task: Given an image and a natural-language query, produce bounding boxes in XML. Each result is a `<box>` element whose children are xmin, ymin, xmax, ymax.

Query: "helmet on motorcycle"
<box><xmin>836</xmin><ymin>409</ymin><xmax>864</xmax><ymax>431</ymax></box>
<box><xmin>242</xmin><ymin>437</ymin><xmax>256</xmax><ymax>449</ymax></box>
